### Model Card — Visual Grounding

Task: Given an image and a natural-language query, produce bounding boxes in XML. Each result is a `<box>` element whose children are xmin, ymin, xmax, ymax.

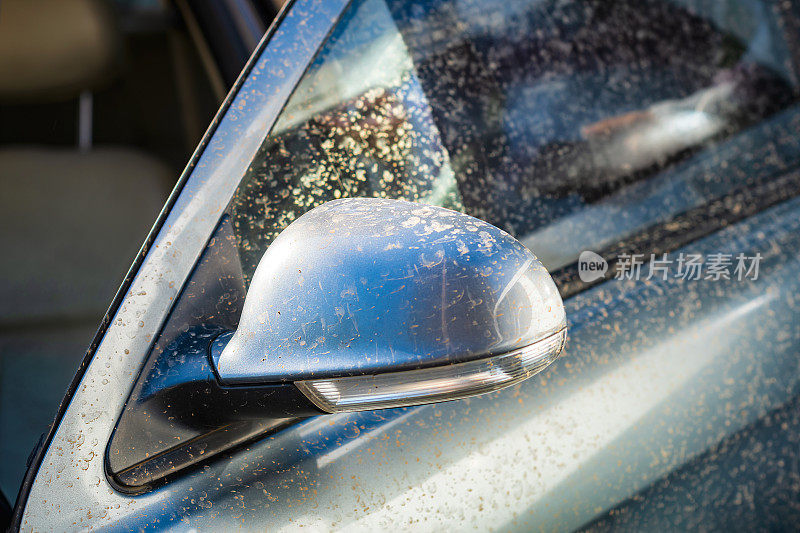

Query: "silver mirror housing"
<box><xmin>211</xmin><ymin>198</ymin><xmax>566</xmax><ymax>412</ymax></box>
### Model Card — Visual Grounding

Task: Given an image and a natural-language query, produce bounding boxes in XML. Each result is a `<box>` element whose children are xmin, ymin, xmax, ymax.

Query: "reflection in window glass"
<box><xmin>229</xmin><ymin>0</ymin><xmax>799</xmax><ymax>279</ymax></box>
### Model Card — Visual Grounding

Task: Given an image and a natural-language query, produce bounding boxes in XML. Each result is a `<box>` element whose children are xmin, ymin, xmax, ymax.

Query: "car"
<box><xmin>5</xmin><ymin>0</ymin><xmax>800</xmax><ymax>530</ymax></box>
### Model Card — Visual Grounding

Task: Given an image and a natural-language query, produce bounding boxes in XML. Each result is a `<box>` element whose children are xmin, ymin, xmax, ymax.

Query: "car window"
<box><xmin>228</xmin><ymin>0</ymin><xmax>799</xmax><ymax>281</ymax></box>
<box><xmin>0</xmin><ymin>0</ymin><xmax>219</xmax><ymax>501</ymax></box>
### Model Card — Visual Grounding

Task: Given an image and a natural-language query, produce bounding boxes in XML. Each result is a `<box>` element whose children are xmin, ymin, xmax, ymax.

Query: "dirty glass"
<box><xmin>227</xmin><ymin>0</ymin><xmax>799</xmax><ymax>280</ymax></box>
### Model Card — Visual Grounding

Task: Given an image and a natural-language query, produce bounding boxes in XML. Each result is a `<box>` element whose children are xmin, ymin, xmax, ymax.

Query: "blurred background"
<box><xmin>0</xmin><ymin>0</ymin><xmax>283</xmax><ymax>500</ymax></box>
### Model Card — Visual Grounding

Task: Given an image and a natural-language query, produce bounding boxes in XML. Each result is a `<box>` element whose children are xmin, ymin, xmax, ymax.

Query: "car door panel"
<box><xmin>70</xmin><ymin>195</ymin><xmax>800</xmax><ymax>531</ymax></box>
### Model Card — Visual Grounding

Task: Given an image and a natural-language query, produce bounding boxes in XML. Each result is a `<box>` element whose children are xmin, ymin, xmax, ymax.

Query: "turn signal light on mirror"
<box><xmin>295</xmin><ymin>328</ymin><xmax>566</xmax><ymax>412</ymax></box>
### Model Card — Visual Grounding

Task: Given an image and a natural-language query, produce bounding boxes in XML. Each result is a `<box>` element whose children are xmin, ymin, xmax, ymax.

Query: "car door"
<box><xmin>13</xmin><ymin>0</ymin><xmax>800</xmax><ymax>530</ymax></box>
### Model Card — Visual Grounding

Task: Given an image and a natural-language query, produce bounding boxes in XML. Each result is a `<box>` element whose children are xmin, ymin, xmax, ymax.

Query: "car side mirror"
<box><xmin>107</xmin><ymin>198</ymin><xmax>567</xmax><ymax>491</ymax></box>
<box><xmin>210</xmin><ymin>198</ymin><xmax>566</xmax><ymax>414</ymax></box>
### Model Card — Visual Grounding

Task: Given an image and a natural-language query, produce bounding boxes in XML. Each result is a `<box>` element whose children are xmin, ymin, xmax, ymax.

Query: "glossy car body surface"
<box><xmin>13</xmin><ymin>0</ymin><xmax>800</xmax><ymax>530</ymax></box>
